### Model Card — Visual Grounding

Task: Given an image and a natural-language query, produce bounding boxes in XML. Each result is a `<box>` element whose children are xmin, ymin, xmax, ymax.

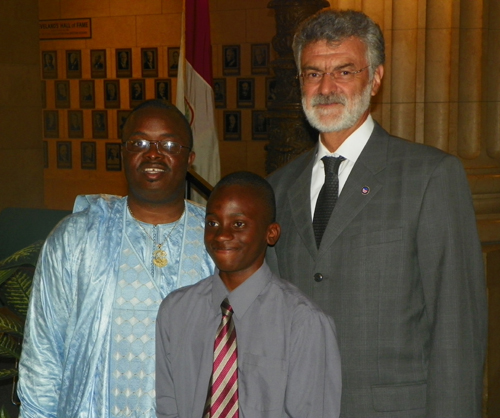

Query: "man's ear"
<box><xmin>266</xmin><ymin>222</ymin><xmax>281</xmax><ymax>246</ymax></box>
<box><xmin>371</xmin><ymin>64</ymin><xmax>384</xmax><ymax>96</ymax></box>
<box><xmin>187</xmin><ymin>151</ymin><xmax>196</xmax><ymax>170</ymax></box>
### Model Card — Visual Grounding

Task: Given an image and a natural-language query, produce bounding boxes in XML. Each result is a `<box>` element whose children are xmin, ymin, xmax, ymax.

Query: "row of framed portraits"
<box><xmin>43</xmin><ymin>108</ymin><xmax>269</xmax><ymax>141</ymax></box>
<box><xmin>214</xmin><ymin>77</ymin><xmax>277</xmax><ymax>109</ymax></box>
<box><xmin>42</xmin><ymin>48</ymin><xmax>180</xmax><ymax>79</ymax></box>
<box><xmin>41</xmin><ymin>43</ymin><xmax>271</xmax><ymax>80</ymax></box>
<box><xmin>45</xmin><ymin>141</ymin><xmax>122</xmax><ymax>171</ymax></box>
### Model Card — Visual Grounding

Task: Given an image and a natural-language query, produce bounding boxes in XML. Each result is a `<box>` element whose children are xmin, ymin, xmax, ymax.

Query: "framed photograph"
<box><xmin>92</xmin><ymin>110</ymin><xmax>108</xmax><ymax>139</ymax></box>
<box><xmin>251</xmin><ymin>43</ymin><xmax>270</xmax><ymax>74</ymax></box>
<box><xmin>106</xmin><ymin>143</ymin><xmax>122</xmax><ymax>171</ymax></box>
<box><xmin>252</xmin><ymin>110</ymin><xmax>269</xmax><ymax>140</ymax></box>
<box><xmin>129</xmin><ymin>79</ymin><xmax>145</xmax><ymax>108</ymax></box>
<box><xmin>44</xmin><ymin>110</ymin><xmax>59</xmax><ymax>138</ymax></box>
<box><xmin>43</xmin><ymin>141</ymin><xmax>48</xmax><ymax>168</ymax></box>
<box><xmin>237</xmin><ymin>78</ymin><xmax>254</xmax><ymax>108</ymax></box>
<box><xmin>56</xmin><ymin>141</ymin><xmax>72</xmax><ymax>169</ymax></box>
<box><xmin>266</xmin><ymin>77</ymin><xmax>277</xmax><ymax>106</ymax></box>
<box><xmin>155</xmin><ymin>79</ymin><xmax>171</xmax><ymax>101</ymax></box>
<box><xmin>168</xmin><ymin>47</ymin><xmax>180</xmax><ymax>78</ymax></box>
<box><xmin>41</xmin><ymin>81</ymin><xmax>46</xmax><ymax>108</ymax></box>
<box><xmin>55</xmin><ymin>80</ymin><xmax>70</xmax><ymax>108</ymax></box>
<box><xmin>223</xmin><ymin>45</ymin><xmax>240</xmax><ymax>76</ymax></box>
<box><xmin>116</xmin><ymin>48</ymin><xmax>132</xmax><ymax>78</ymax></box>
<box><xmin>142</xmin><ymin>47</ymin><xmax>158</xmax><ymax>78</ymax></box>
<box><xmin>66</xmin><ymin>50</ymin><xmax>82</xmax><ymax>79</ymax></box>
<box><xmin>104</xmin><ymin>80</ymin><xmax>120</xmax><ymax>108</ymax></box>
<box><xmin>90</xmin><ymin>49</ymin><xmax>106</xmax><ymax>78</ymax></box>
<box><xmin>41</xmin><ymin>51</ymin><xmax>57</xmax><ymax>79</ymax></box>
<box><xmin>79</xmin><ymin>80</ymin><xmax>95</xmax><ymax>109</ymax></box>
<box><xmin>68</xmin><ymin>110</ymin><xmax>84</xmax><ymax>138</ymax></box>
<box><xmin>117</xmin><ymin>110</ymin><xmax>131</xmax><ymax>139</ymax></box>
<box><xmin>223</xmin><ymin>111</ymin><xmax>241</xmax><ymax>141</ymax></box>
<box><xmin>213</xmin><ymin>78</ymin><xmax>226</xmax><ymax>109</ymax></box>
<box><xmin>81</xmin><ymin>141</ymin><xmax>97</xmax><ymax>170</ymax></box>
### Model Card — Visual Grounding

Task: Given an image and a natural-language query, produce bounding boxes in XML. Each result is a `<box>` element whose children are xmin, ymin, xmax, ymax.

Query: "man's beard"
<box><xmin>302</xmin><ymin>81</ymin><xmax>373</xmax><ymax>133</ymax></box>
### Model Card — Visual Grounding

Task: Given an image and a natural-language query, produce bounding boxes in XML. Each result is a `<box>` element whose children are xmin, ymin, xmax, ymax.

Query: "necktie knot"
<box><xmin>322</xmin><ymin>155</ymin><xmax>345</xmax><ymax>176</ymax></box>
<box><xmin>221</xmin><ymin>298</ymin><xmax>233</xmax><ymax>318</ymax></box>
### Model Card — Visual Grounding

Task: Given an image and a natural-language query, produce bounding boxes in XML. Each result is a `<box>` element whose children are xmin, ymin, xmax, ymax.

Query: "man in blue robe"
<box><xmin>18</xmin><ymin>100</ymin><xmax>215</xmax><ymax>418</ymax></box>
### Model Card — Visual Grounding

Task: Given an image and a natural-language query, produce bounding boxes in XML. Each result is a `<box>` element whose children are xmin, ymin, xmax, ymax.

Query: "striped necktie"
<box><xmin>203</xmin><ymin>298</ymin><xmax>239</xmax><ymax>418</ymax></box>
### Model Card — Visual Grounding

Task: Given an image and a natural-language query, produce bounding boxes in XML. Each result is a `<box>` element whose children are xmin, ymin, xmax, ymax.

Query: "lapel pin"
<box><xmin>362</xmin><ymin>186</ymin><xmax>370</xmax><ymax>195</ymax></box>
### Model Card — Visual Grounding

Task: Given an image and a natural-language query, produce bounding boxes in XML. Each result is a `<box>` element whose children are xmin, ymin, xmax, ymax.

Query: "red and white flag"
<box><xmin>176</xmin><ymin>0</ymin><xmax>220</xmax><ymax>199</ymax></box>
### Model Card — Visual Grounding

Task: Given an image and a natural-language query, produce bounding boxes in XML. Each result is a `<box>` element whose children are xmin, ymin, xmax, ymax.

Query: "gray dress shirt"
<box><xmin>156</xmin><ymin>262</ymin><xmax>342</xmax><ymax>418</ymax></box>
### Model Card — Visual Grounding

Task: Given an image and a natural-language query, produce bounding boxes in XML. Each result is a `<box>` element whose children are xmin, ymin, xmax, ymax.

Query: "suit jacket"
<box><xmin>266</xmin><ymin>122</ymin><xmax>487</xmax><ymax>418</ymax></box>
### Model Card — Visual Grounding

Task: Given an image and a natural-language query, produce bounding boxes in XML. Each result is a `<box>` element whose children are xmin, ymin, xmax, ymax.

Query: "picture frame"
<box><xmin>105</xmin><ymin>143</ymin><xmax>122</xmax><ymax>171</ymax></box>
<box><xmin>252</xmin><ymin>110</ymin><xmax>269</xmax><ymax>140</ymax></box>
<box><xmin>92</xmin><ymin>110</ymin><xmax>108</xmax><ymax>139</ymax></box>
<box><xmin>129</xmin><ymin>79</ymin><xmax>145</xmax><ymax>108</ymax></box>
<box><xmin>213</xmin><ymin>78</ymin><xmax>226</xmax><ymax>109</ymax></box>
<box><xmin>104</xmin><ymin>79</ymin><xmax>120</xmax><ymax>109</ymax></box>
<box><xmin>79</xmin><ymin>80</ymin><xmax>95</xmax><ymax>109</ymax></box>
<box><xmin>66</xmin><ymin>50</ymin><xmax>82</xmax><ymax>79</ymax></box>
<box><xmin>223</xmin><ymin>111</ymin><xmax>241</xmax><ymax>141</ymax></box>
<box><xmin>90</xmin><ymin>49</ymin><xmax>106</xmax><ymax>78</ymax></box>
<box><xmin>142</xmin><ymin>47</ymin><xmax>158</xmax><ymax>78</ymax></box>
<box><xmin>41</xmin><ymin>51</ymin><xmax>57</xmax><ymax>79</ymax></box>
<box><xmin>116</xmin><ymin>48</ymin><xmax>132</xmax><ymax>78</ymax></box>
<box><xmin>251</xmin><ymin>43</ymin><xmax>270</xmax><ymax>75</ymax></box>
<box><xmin>55</xmin><ymin>80</ymin><xmax>70</xmax><ymax>109</ymax></box>
<box><xmin>68</xmin><ymin>110</ymin><xmax>84</xmax><ymax>138</ymax></box>
<box><xmin>237</xmin><ymin>78</ymin><xmax>254</xmax><ymax>108</ymax></box>
<box><xmin>56</xmin><ymin>141</ymin><xmax>72</xmax><ymax>169</ymax></box>
<box><xmin>223</xmin><ymin>45</ymin><xmax>240</xmax><ymax>76</ymax></box>
<box><xmin>117</xmin><ymin>110</ymin><xmax>131</xmax><ymax>139</ymax></box>
<box><xmin>155</xmin><ymin>79</ymin><xmax>171</xmax><ymax>101</ymax></box>
<box><xmin>266</xmin><ymin>77</ymin><xmax>277</xmax><ymax>106</ymax></box>
<box><xmin>167</xmin><ymin>47</ymin><xmax>180</xmax><ymax>78</ymax></box>
<box><xmin>43</xmin><ymin>110</ymin><xmax>59</xmax><ymax>138</ymax></box>
<box><xmin>41</xmin><ymin>81</ymin><xmax>46</xmax><ymax>108</ymax></box>
<box><xmin>43</xmin><ymin>141</ymin><xmax>48</xmax><ymax>168</ymax></box>
<box><xmin>81</xmin><ymin>141</ymin><xmax>97</xmax><ymax>170</ymax></box>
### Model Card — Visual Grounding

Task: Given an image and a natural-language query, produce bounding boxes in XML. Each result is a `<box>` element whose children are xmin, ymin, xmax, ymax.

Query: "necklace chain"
<box><xmin>127</xmin><ymin>203</ymin><xmax>183</xmax><ymax>267</ymax></box>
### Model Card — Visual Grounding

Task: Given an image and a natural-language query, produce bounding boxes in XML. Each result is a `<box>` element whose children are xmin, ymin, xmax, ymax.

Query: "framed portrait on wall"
<box><xmin>42</xmin><ymin>51</ymin><xmax>57</xmax><ymax>79</ymax></box>
<box><xmin>223</xmin><ymin>111</ymin><xmax>241</xmax><ymax>141</ymax></box>
<box><xmin>66</xmin><ymin>50</ymin><xmax>82</xmax><ymax>79</ymax></box>
<box><xmin>90</xmin><ymin>49</ymin><xmax>107</xmax><ymax>78</ymax></box>
<box><xmin>44</xmin><ymin>110</ymin><xmax>59</xmax><ymax>138</ymax></box>
<box><xmin>223</xmin><ymin>45</ymin><xmax>240</xmax><ymax>76</ymax></box>
<box><xmin>237</xmin><ymin>78</ymin><xmax>254</xmax><ymax>108</ymax></box>
<box><xmin>155</xmin><ymin>79</ymin><xmax>171</xmax><ymax>101</ymax></box>
<box><xmin>251</xmin><ymin>43</ymin><xmax>270</xmax><ymax>74</ymax></box>
<box><xmin>117</xmin><ymin>110</ymin><xmax>131</xmax><ymax>139</ymax></box>
<box><xmin>68</xmin><ymin>110</ymin><xmax>84</xmax><ymax>138</ymax></box>
<box><xmin>55</xmin><ymin>80</ymin><xmax>70</xmax><ymax>109</ymax></box>
<box><xmin>41</xmin><ymin>81</ymin><xmax>46</xmax><ymax>108</ymax></box>
<box><xmin>79</xmin><ymin>80</ymin><xmax>95</xmax><ymax>109</ymax></box>
<box><xmin>213</xmin><ymin>78</ymin><xmax>226</xmax><ymax>109</ymax></box>
<box><xmin>104</xmin><ymin>80</ymin><xmax>120</xmax><ymax>108</ymax></box>
<box><xmin>168</xmin><ymin>47</ymin><xmax>180</xmax><ymax>78</ymax></box>
<box><xmin>142</xmin><ymin>48</ymin><xmax>158</xmax><ymax>78</ymax></box>
<box><xmin>81</xmin><ymin>141</ymin><xmax>97</xmax><ymax>170</ymax></box>
<box><xmin>116</xmin><ymin>48</ymin><xmax>132</xmax><ymax>78</ymax></box>
<box><xmin>56</xmin><ymin>141</ymin><xmax>72</xmax><ymax>169</ymax></box>
<box><xmin>252</xmin><ymin>110</ymin><xmax>269</xmax><ymax>140</ymax></box>
<box><xmin>92</xmin><ymin>110</ymin><xmax>108</xmax><ymax>139</ymax></box>
<box><xmin>129</xmin><ymin>79</ymin><xmax>145</xmax><ymax>108</ymax></box>
<box><xmin>266</xmin><ymin>77</ymin><xmax>277</xmax><ymax>106</ymax></box>
<box><xmin>106</xmin><ymin>143</ymin><xmax>122</xmax><ymax>171</ymax></box>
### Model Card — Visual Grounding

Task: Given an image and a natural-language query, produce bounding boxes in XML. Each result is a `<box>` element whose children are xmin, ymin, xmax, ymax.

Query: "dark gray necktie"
<box><xmin>313</xmin><ymin>155</ymin><xmax>345</xmax><ymax>248</ymax></box>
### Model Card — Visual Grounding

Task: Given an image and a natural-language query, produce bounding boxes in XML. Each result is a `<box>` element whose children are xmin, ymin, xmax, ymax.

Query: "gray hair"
<box><xmin>293</xmin><ymin>9</ymin><xmax>385</xmax><ymax>76</ymax></box>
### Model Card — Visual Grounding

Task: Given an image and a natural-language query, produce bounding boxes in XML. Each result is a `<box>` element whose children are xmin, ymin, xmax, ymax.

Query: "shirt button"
<box><xmin>314</xmin><ymin>273</ymin><xmax>323</xmax><ymax>282</ymax></box>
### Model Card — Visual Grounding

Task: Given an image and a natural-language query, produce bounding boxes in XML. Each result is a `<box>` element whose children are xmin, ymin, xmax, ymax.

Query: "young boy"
<box><xmin>155</xmin><ymin>171</ymin><xmax>342</xmax><ymax>418</ymax></box>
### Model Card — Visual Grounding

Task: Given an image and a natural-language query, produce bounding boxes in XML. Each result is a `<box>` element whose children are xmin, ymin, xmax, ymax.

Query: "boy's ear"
<box><xmin>266</xmin><ymin>223</ymin><xmax>281</xmax><ymax>246</ymax></box>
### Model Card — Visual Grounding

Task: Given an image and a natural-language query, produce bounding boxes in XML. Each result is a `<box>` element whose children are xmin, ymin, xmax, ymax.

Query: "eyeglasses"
<box><xmin>123</xmin><ymin>139</ymin><xmax>191</xmax><ymax>155</ymax></box>
<box><xmin>298</xmin><ymin>66</ymin><xmax>370</xmax><ymax>85</ymax></box>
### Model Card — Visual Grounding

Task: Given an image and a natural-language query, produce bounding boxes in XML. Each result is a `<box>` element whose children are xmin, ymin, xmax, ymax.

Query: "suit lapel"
<box><xmin>318</xmin><ymin>123</ymin><xmax>389</xmax><ymax>255</ymax></box>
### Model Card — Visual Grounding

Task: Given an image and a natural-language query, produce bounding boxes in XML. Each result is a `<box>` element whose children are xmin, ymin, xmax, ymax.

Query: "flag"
<box><xmin>176</xmin><ymin>0</ymin><xmax>220</xmax><ymax>201</ymax></box>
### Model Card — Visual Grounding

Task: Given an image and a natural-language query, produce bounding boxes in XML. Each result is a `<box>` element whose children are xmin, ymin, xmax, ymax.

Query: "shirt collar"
<box><xmin>315</xmin><ymin>114</ymin><xmax>374</xmax><ymax>164</ymax></box>
<box><xmin>211</xmin><ymin>262</ymin><xmax>273</xmax><ymax>320</ymax></box>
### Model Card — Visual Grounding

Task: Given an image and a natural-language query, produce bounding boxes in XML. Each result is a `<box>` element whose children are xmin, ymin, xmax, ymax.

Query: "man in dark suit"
<box><xmin>266</xmin><ymin>9</ymin><xmax>487</xmax><ymax>418</ymax></box>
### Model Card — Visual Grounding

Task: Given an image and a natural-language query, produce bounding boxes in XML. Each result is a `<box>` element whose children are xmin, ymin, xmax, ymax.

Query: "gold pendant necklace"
<box><xmin>128</xmin><ymin>203</ymin><xmax>182</xmax><ymax>268</ymax></box>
